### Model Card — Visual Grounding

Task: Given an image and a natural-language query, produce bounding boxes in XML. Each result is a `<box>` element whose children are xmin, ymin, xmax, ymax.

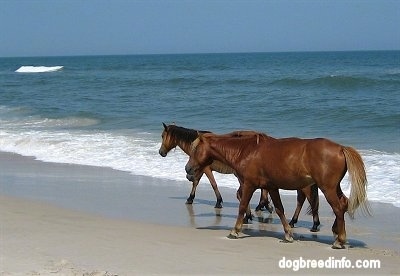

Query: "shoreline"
<box><xmin>0</xmin><ymin>151</ymin><xmax>399</xmax><ymax>274</ymax></box>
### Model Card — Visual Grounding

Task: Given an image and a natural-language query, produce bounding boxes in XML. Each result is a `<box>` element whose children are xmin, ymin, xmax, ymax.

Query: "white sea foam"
<box><xmin>15</xmin><ymin>66</ymin><xmax>63</xmax><ymax>73</ymax></box>
<box><xmin>0</xmin><ymin>115</ymin><xmax>100</xmax><ymax>129</ymax></box>
<box><xmin>0</xmin><ymin>124</ymin><xmax>398</xmax><ymax>208</ymax></box>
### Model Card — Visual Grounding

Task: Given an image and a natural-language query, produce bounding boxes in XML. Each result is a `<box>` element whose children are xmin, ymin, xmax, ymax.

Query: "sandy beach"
<box><xmin>0</xmin><ymin>152</ymin><xmax>399</xmax><ymax>275</ymax></box>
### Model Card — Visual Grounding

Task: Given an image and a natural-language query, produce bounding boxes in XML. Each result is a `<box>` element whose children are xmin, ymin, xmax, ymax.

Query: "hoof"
<box><xmin>281</xmin><ymin>238</ymin><xmax>294</xmax><ymax>243</ymax></box>
<box><xmin>289</xmin><ymin>220</ymin><xmax>296</xmax><ymax>228</ymax></box>
<box><xmin>332</xmin><ymin>242</ymin><xmax>345</xmax><ymax>249</ymax></box>
<box><xmin>255</xmin><ymin>204</ymin><xmax>273</xmax><ymax>213</ymax></box>
<box><xmin>186</xmin><ymin>196</ymin><xmax>194</xmax><ymax>204</ymax></box>
<box><xmin>310</xmin><ymin>227</ymin><xmax>320</xmax><ymax>232</ymax></box>
<box><xmin>283</xmin><ymin>234</ymin><xmax>294</xmax><ymax>243</ymax></box>
<box><xmin>227</xmin><ymin>233</ymin><xmax>239</xmax><ymax>239</ymax></box>
<box><xmin>214</xmin><ymin>203</ymin><xmax>223</xmax><ymax>209</ymax></box>
<box><xmin>243</xmin><ymin>215</ymin><xmax>253</xmax><ymax>224</ymax></box>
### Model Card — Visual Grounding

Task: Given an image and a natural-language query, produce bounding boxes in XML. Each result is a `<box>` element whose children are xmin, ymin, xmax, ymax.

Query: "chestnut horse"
<box><xmin>160</xmin><ymin>124</ymin><xmax>320</xmax><ymax>231</ymax></box>
<box><xmin>185</xmin><ymin>132</ymin><xmax>370</xmax><ymax>249</ymax></box>
<box><xmin>159</xmin><ymin>123</ymin><xmax>272</xmax><ymax>212</ymax></box>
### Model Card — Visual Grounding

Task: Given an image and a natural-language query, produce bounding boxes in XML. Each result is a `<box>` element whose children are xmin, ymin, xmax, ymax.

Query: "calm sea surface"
<box><xmin>0</xmin><ymin>51</ymin><xmax>399</xmax><ymax>207</ymax></box>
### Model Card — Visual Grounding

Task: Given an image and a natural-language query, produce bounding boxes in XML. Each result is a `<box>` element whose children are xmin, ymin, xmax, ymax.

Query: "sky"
<box><xmin>1</xmin><ymin>0</ymin><xmax>399</xmax><ymax>57</ymax></box>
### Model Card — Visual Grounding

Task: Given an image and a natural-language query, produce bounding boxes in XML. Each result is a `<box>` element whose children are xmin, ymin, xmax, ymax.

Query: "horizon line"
<box><xmin>1</xmin><ymin>49</ymin><xmax>399</xmax><ymax>59</ymax></box>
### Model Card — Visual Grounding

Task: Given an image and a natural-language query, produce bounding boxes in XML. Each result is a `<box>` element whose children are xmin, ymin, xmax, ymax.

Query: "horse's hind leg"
<box><xmin>289</xmin><ymin>189</ymin><xmax>306</xmax><ymax>228</ymax></box>
<box><xmin>331</xmin><ymin>188</ymin><xmax>348</xmax><ymax>238</ymax></box>
<box><xmin>308</xmin><ymin>184</ymin><xmax>320</xmax><ymax>232</ymax></box>
<box><xmin>289</xmin><ymin>185</ymin><xmax>320</xmax><ymax>232</ymax></box>
<box><xmin>322</xmin><ymin>186</ymin><xmax>348</xmax><ymax>249</ymax></box>
<box><xmin>255</xmin><ymin>189</ymin><xmax>273</xmax><ymax>213</ymax></box>
<box><xmin>204</xmin><ymin>167</ymin><xmax>223</xmax><ymax>208</ymax></box>
<box><xmin>269</xmin><ymin>188</ymin><xmax>293</xmax><ymax>243</ymax></box>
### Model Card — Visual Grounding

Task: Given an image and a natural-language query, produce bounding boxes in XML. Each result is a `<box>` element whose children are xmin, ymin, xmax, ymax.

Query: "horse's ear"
<box><xmin>162</xmin><ymin>122</ymin><xmax>168</xmax><ymax>130</ymax></box>
<box><xmin>191</xmin><ymin>137</ymin><xmax>199</xmax><ymax>152</ymax></box>
<box><xmin>196</xmin><ymin>131</ymin><xmax>204</xmax><ymax>141</ymax></box>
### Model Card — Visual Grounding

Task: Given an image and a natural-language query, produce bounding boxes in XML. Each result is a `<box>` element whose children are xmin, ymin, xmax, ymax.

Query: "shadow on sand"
<box><xmin>170</xmin><ymin>196</ymin><xmax>367</xmax><ymax>249</ymax></box>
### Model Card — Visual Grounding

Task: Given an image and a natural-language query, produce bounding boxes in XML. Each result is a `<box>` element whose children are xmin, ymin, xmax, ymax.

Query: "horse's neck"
<box><xmin>207</xmin><ymin>135</ymin><xmax>271</xmax><ymax>171</ymax></box>
<box><xmin>176</xmin><ymin>139</ymin><xmax>193</xmax><ymax>155</ymax></box>
<box><xmin>170</xmin><ymin>127</ymin><xmax>199</xmax><ymax>155</ymax></box>
<box><xmin>208</xmin><ymin>139</ymin><xmax>246</xmax><ymax>171</ymax></box>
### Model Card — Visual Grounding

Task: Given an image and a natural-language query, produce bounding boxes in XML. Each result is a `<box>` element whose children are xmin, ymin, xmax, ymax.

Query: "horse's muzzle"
<box><xmin>158</xmin><ymin>148</ymin><xmax>167</xmax><ymax>157</ymax></box>
<box><xmin>186</xmin><ymin>173</ymin><xmax>195</xmax><ymax>182</ymax></box>
<box><xmin>185</xmin><ymin>163</ymin><xmax>195</xmax><ymax>178</ymax></box>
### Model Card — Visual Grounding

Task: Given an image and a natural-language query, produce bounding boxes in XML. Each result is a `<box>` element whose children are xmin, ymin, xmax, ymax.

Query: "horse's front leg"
<box><xmin>228</xmin><ymin>184</ymin><xmax>256</xmax><ymax>239</ymax></box>
<box><xmin>269</xmin><ymin>189</ymin><xmax>293</xmax><ymax>242</ymax></box>
<box><xmin>186</xmin><ymin>171</ymin><xmax>203</xmax><ymax>204</ymax></box>
<box><xmin>186</xmin><ymin>180</ymin><xmax>197</xmax><ymax>204</ymax></box>
<box><xmin>236</xmin><ymin>184</ymin><xmax>253</xmax><ymax>223</ymax></box>
<box><xmin>203</xmin><ymin>166</ymin><xmax>223</xmax><ymax>208</ymax></box>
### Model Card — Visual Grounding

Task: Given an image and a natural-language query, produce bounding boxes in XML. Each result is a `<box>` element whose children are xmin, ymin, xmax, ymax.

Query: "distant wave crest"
<box><xmin>15</xmin><ymin>66</ymin><xmax>64</xmax><ymax>73</ymax></box>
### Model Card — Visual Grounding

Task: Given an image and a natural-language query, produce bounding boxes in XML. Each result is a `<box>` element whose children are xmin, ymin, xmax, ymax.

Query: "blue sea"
<box><xmin>0</xmin><ymin>51</ymin><xmax>399</xmax><ymax>207</ymax></box>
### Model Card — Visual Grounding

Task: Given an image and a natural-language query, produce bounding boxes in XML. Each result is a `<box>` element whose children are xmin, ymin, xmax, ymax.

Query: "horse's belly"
<box><xmin>271</xmin><ymin>174</ymin><xmax>315</xmax><ymax>190</ymax></box>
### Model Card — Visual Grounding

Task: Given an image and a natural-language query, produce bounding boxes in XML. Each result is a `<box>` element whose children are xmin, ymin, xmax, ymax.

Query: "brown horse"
<box><xmin>159</xmin><ymin>123</ymin><xmax>272</xmax><ymax>212</ymax></box>
<box><xmin>185</xmin><ymin>132</ymin><xmax>370</xmax><ymax>249</ymax></box>
<box><xmin>220</xmin><ymin>130</ymin><xmax>320</xmax><ymax>232</ymax></box>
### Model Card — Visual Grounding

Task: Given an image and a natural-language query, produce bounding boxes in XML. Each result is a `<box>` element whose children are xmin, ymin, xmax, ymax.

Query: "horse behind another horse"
<box><xmin>159</xmin><ymin>123</ymin><xmax>272</xmax><ymax>212</ymax></box>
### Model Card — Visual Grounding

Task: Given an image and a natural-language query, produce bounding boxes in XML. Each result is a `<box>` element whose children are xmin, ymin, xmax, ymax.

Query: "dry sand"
<box><xmin>0</xmin><ymin>152</ymin><xmax>399</xmax><ymax>275</ymax></box>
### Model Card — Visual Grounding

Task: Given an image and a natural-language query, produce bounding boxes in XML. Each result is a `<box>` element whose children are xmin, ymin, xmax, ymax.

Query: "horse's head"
<box><xmin>159</xmin><ymin>122</ymin><xmax>178</xmax><ymax>157</ymax></box>
<box><xmin>185</xmin><ymin>133</ymin><xmax>214</xmax><ymax>180</ymax></box>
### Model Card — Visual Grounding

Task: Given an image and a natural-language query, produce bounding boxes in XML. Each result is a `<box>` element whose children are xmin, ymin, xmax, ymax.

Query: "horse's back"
<box><xmin>255</xmin><ymin>137</ymin><xmax>346</xmax><ymax>189</ymax></box>
<box><xmin>275</xmin><ymin>137</ymin><xmax>344</xmax><ymax>157</ymax></box>
<box><xmin>305</xmin><ymin>138</ymin><xmax>345</xmax><ymax>162</ymax></box>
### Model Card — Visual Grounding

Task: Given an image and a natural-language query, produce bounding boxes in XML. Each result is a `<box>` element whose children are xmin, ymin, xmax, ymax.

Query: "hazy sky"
<box><xmin>1</xmin><ymin>0</ymin><xmax>399</xmax><ymax>57</ymax></box>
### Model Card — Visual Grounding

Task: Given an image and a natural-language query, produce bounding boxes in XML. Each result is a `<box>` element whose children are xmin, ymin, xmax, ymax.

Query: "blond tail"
<box><xmin>342</xmin><ymin>146</ymin><xmax>372</xmax><ymax>218</ymax></box>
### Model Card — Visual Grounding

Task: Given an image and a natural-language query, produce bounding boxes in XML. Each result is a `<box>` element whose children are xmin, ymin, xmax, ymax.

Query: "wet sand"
<box><xmin>0</xmin><ymin>152</ymin><xmax>399</xmax><ymax>275</ymax></box>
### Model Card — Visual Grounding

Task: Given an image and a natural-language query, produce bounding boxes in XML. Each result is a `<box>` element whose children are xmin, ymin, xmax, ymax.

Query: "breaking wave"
<box><xmin>15</xmin><ymin>66</ymin><xmax>64</xmax><ymax>73</ymax></box>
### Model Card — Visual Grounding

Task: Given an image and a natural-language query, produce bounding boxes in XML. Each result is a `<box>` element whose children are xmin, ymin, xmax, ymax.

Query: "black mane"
<box><xmin>168</xmin><ymin>125</ymin><xmax>211</xmax><ymax>143</ymax></box>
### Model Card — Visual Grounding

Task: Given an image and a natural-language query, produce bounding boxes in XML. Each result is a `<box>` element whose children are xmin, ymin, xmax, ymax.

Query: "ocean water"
<box><xmin>0</xmin><ymin>51</ymin><xmax>399</xmax><ymax>207</ymax></box>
